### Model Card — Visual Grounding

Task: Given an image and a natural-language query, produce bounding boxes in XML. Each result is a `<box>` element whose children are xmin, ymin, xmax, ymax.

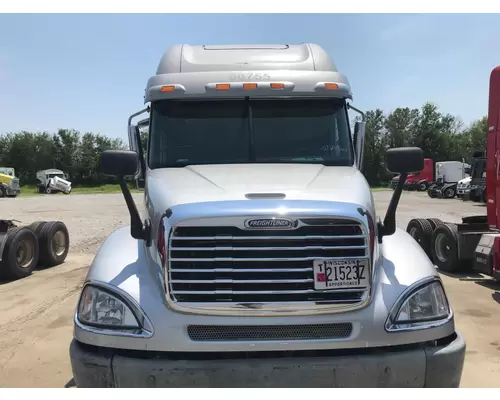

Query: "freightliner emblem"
<box><xmin>244</xmin><ymin>218</ymin><xmax>297</xmax><ymax>229</ymax></box>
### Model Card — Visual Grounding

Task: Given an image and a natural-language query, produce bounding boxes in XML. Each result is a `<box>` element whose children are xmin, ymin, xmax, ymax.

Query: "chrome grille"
<box><xmin>187</xmin><ymin>323</ymin><xmax>353</xmax><ymax>341</ymax></box>
<box><xmin>167</xmin><ymin>217</ymin><xmax>369</xmax><ymax>304</ymax></box>
<box><xmin>11</xmin><ymin>178</ymin><xmax>19</xmax><ymax>190</ymax></box>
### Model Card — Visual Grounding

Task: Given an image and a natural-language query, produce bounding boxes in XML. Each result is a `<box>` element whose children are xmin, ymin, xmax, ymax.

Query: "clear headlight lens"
<box><xmin>78</xmin><ymin>285</ymin><xmax>139</xmax><ymax>328</ymax></box>
<box><xmin>388</xmin><ymin>281</ymin><xmax>451</xmax><ymax>331</ymax></box>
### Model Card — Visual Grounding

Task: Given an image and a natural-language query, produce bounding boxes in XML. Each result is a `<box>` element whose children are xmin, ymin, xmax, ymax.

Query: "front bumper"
<box><xmin>6</xmin><ymin>188</ymin><xmax>20</xmax><ymax>196</ymax></box>
<box><xmin>69</xmin><ymin>332</ymin><xmax>465</xmax><ymax>388</ymax></box>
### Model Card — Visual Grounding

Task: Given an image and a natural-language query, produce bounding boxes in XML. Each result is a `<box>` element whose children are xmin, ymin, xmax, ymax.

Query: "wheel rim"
<box><xmin>420</xmin><ymin>183</ymin><xmax>426</xmax><ymax>190</ymax></box>
<box><xmin>52</xmin><ymin>230</ymin><xmax>67</xmax><ymax>257</ymax></box>
<box><xmin>435</xmin><ymin>233</ymin><xmax>452</xmax><ymax>263</ymax></box>
<box><xmin>17</xmin><ymin>239</ymin><xmax>35</xmax><ymax>268</ymax></box>
<box><xmin>446</xmin><ymin>188</ymin><xmax>454</xmax><ymax>197</ymax></box>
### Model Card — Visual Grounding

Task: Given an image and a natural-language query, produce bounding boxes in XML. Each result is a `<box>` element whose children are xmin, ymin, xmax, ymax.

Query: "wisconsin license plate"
<box><xmin>313</xmin><ymin>259</ymin><xmax>369</xmax><ymax>290</ymax></box>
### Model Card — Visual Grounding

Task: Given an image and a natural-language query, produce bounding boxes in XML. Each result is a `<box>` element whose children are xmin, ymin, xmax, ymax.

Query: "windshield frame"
<box><xmin>147</xmin><ymin>97</ymin><xmax>355</xmax><ymax>169</ymax></box>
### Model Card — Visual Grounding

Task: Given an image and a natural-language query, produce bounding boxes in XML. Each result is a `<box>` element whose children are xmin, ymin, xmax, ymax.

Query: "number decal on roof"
<box><xmin>229</xmin><ymin>73</ymin><xmax>271</xmax><ymax>81</ymax></box>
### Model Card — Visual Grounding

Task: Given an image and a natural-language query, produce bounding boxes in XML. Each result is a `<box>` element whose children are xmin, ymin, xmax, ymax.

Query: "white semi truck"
<box><xmin>69</xmin><ymin>43</ymin><xmax>465</xmax><ymax>388</ymax></box>
<box><xmin>36</xmin><ymin>169</ymin><xmax>72</xmax><ymax>194</ymax></box>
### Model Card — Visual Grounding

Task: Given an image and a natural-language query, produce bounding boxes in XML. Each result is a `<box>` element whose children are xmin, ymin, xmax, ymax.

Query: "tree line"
<box><xmin>0</xmin><ymin>101</ymin><xmax>488</xmax><ymax>186</ymax></box>
<box><xmin>361</xmin><ymin>102</ymin><xmax>487</xmax><ymax>185</ymax></box>
<box><xmin>0</xmin><ymin>129</ymin><xmax>126</xmax><ymax>185</ymax></box>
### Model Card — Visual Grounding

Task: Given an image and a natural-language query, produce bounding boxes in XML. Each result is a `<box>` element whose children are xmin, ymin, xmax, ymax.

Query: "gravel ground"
<box><xmin>0</xmin><ymin>193</ymin><xmax>139</xmax><ymax>254</ymax></box>
<box><xmin>0</xmin><ymin>190</ymin><xmax>487</xmax><ymax>254</ymax></box>
<box><xmin>0</xmin><ymin>190</ymin><xmax>498</xmax><ymax>388</ymax></box>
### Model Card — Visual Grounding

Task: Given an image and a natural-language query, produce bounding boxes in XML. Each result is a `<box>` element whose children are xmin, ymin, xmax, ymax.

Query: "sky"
<box><xmin>0</xmin><ymin>13</ymin><xmax>499</xmax><ymax>142</ymax></box>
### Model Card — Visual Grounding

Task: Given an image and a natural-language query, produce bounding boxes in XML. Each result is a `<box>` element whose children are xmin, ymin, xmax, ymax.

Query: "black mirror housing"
<box><xmin>386</xmin><ymin>147</ymin><xmax>424</xmax><ymax>174</ymax></box>
<box><xmin>100</xmin><ymin>150</ymin><xmax>139</xmax><ymax>177</ymax></box>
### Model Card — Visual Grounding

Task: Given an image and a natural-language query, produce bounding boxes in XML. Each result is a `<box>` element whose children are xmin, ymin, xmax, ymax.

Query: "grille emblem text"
<box><xmin>244</xmin><ymin>218</ymin><xmax>296</xmax><ymax>229</ymax></box>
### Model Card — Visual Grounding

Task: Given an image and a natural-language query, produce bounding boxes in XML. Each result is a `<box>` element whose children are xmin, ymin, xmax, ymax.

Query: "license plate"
<box><xmin>313</xmin><ymin>259</ymin><xmax>369</xmax><ymax>290</ymax></box>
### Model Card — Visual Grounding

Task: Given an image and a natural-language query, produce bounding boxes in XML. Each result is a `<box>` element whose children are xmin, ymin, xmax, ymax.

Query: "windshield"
<box><xmin>148</xmin><ymin>98</ymin><xmax>354</xmax><ymax>168</ymax></box>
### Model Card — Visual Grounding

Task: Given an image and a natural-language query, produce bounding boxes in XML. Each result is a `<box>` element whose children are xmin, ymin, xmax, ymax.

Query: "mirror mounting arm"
<box><xmin>347</xmin><ymin>103</ymin><xmax>366</xmax><ymax>122</ymax></box>
<box><xmin>378</xmin><ymin>172</ymin><xmax>408</xmax><ymax>242</ymax></box>
<box><xmin>117</xmin><ymin>176</ymin><xmax>152</xmax><ymax>247</ymax></box>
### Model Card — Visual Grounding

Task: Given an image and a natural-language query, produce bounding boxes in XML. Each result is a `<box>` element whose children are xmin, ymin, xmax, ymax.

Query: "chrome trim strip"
<box><xmin>171</xmin><ymin>278</ymin><xmax>314</xmax><ymax>284</ymax></box>
<box><xmin>171</xmin><ymin>267</ymin><xmax>314</xmax><ymax>273</ymax></box>
<box><xmin>384</xmin><ymin>276</ymin><xmax>453</xmax><ymax>333</ymax></box>
<box><xmin>172</xmin><ymin>234</ymin><xmax>366</xmax><ymax>241</ymax></box>
<box><xmin>171</xmin><ymin>256</ymin><xmax>369</xmax><ymax>262</ymax></box>
<box><xmin>74</xmin><ymin>281</ymin><xmax>154</xmax><ymax>339</ymax></box>
<box><xmin>171</xmin><ymin>288</ymin><xmax>367</xmax><ymax>295</ymax></box>
<box><xmin>170</xmin><ymin>245</ymin><xmax>367</xmax><ymax>251</ymax></box>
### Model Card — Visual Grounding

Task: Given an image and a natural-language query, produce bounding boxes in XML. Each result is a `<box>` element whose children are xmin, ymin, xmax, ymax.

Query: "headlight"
<box><xmin>386</xmin><ymin>279</ymin><xmax>452</xmax><ymax>332</ymax></box>
<box><xmin>77</xmin><ymin>285</ymin><xmax>139</xmax><ymax>328</ymax></box>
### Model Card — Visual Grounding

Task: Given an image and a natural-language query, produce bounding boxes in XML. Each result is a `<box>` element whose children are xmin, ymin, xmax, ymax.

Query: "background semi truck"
<box><xmin>389</xmin><ymin>157</ymin><xmax>434</xmax><ymax>190</ymax></box>
<box><xmin>427</xmin><ymin>161</ymin><xmax>470</xmax><ymax>199</ymax></box>
<box><xmin>69</xmin><ymin>43</ymin><xmax>465</xmax><ymax>388</ymax></box>
<box><xmin>407</xmin><ymin>66</ymin><xmax>500</xmax><ymax>281</ymax></box>
<box><xmin>0</xmin><ymin>167</ymin><xmax>21</xmax><ymax>198</ymax></box>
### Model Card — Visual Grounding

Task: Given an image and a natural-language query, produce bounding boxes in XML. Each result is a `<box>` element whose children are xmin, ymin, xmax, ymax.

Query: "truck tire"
<box><xmin>38</xmin><ymin>221</ymin><xmax>69</xmax><ymax>267</ymax></box>
<box><xmin>427</xmin><ymin>218</ymin><xmax>445</xmax><ymax>232</ymax></box>
<box><xmin>430</xmin><ymin>223</ymin><xmax>464</xmax><ymax>273</ymax></box>
<box><xmin>0</xmin><ymin>227</ymin><xmax>39</xmax><ymax>280</ymax></box>
<box><xmin>45</xmin><ymin>187</ymin><xmax>52</xmax><ymax>194</ymax></box>
<box><xmin>428</xmin><ymin>186</ymin><xmax>437</xmax><ymax>198</ymax></box>
<box><xmin>0</xmin><ymin>186</ymin><xmax>6</xmax><ymax>198</ymax></box>
<box><xmin>28</xmin><ymin>221</ymin><xmax>48</xmax><ymax>239</ymax></box>
<box><xmin>444</xmin><ymin>186</ymin><xmax>456</xmax><ymax>199</ymax></box>
<box><xmin>419</xmin><ymin>181</ymin><xmax>429</xmax><ymax>191</ymax></box>
<box><xmin>406</xmin><ymin>218</ymin><xmax>433</xmax><ymax>255</ymax></box>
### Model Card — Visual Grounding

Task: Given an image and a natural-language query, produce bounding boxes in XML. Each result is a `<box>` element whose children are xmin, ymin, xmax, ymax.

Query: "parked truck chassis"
<box><xmin>0</xmin><ymin>219</ymin><xmax>70</xmax><ymax>280</ymax></box>
<box><xmin>407</xmin><ymin>67</ymin><xmax>500</xmax><ymax>281</ymax></box>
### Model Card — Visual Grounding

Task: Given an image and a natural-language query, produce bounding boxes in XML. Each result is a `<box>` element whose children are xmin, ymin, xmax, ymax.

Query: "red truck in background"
<box><xmin>390</xmin><ymin>158</ymin><xmax>434</xmax><ymax>191</ymax></box>
<box><xmin>406</xmin><ymin>65</ymin><xmax>500</xmax><ymax>281</ymax></box>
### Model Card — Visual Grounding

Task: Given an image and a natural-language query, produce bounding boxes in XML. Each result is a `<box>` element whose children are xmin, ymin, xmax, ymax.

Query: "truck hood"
<box><xmin>53</xmin><ymin>176</ymin><xmax>72</xmax><ymax>186</ymax></box>
<box><xmin>146</xmin><ymin>163</ymin><xmax>375</xmax><ymax>215</ymax></box>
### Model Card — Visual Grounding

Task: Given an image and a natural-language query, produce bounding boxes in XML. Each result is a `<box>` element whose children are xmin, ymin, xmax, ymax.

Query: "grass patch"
<box><xmin>370</xmin><ymin>186</ymin><xmax>391</xmax><ymax>192</ymax></box>
<box><xmin>19</xmin><ymin>183</ymin><xmax>140</xmax><ymax>197</ymax></box>
<box><xmin>16</xmin><ymin>183</ymin><xmax>390</xmax><ymax>197</ymax></box>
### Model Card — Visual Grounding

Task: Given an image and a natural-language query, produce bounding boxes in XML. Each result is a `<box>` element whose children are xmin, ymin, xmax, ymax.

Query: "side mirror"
<box><xmin>385</xmin><ymin>147</ymin><xmax>424</xmax><ymax>174</ymax></box>
<box><xmin>99</xmin><ymin>149</ymin><xmax>149</xmax><ymax>244</ymax></box>
<box><xmin>379</xmin><ymin>147</ymin><xmax>424</xmax><ymax>242</ymax></box>
<box><xmin>100</xmin><ymin>150</ymin><xmax>139</xmax><ymax>177</ymax></box>
<box><xmin>353</xmin><ymin>120</ymin><xmax>366</xmax><ymax>170</ymax></box>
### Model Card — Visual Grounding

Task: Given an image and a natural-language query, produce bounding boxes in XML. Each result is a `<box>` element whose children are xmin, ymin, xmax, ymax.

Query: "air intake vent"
<box><xmin>245</xmin><ymin>193</ymin><xmax>286</xmax><ymax>200</ymax></box>
<box><xmin>187</xmin><ymin>323</ymin><xmax>353</xmax><ymax>341</ymax></box>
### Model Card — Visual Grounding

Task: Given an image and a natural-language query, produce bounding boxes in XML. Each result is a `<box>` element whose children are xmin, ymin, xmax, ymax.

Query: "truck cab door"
<box><xmin>127</xmin><ymin>110</ymin><xmax>149</xmax><ymax>191</ymax></box>
<box><xmin>127</xmin><ymin>124</ymin><xmax>145</xmax><ymax>190</ymax></box>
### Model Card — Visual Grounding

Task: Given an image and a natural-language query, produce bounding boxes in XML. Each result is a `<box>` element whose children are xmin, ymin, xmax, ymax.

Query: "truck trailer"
<box><xmin>69</xmin><ymin>43</ymin><xmax>465</xmax><ymax>388</ymax></box>
<box><xmin>407</xmin><ymin>66</ymin><xmax>500</xmax><ymax>280</ymax></box>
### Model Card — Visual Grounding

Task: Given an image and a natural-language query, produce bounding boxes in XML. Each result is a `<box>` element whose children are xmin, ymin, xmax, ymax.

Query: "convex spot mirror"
<box><xmin>386</xmin><ymin>147</ymin><xmax>424</xmax><ymax>174</ymax></box>
<box><xmin>100</xmin><ymin>150</ymin><xmax>139</xmax><ymax>178</ymax></box>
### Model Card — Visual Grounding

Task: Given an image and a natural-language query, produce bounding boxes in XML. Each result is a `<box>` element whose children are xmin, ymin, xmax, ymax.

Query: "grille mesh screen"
<box><xmin>187</xmin><ymin>323</ymin><xmax>353</xmax><ymax>341</ymax></box>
